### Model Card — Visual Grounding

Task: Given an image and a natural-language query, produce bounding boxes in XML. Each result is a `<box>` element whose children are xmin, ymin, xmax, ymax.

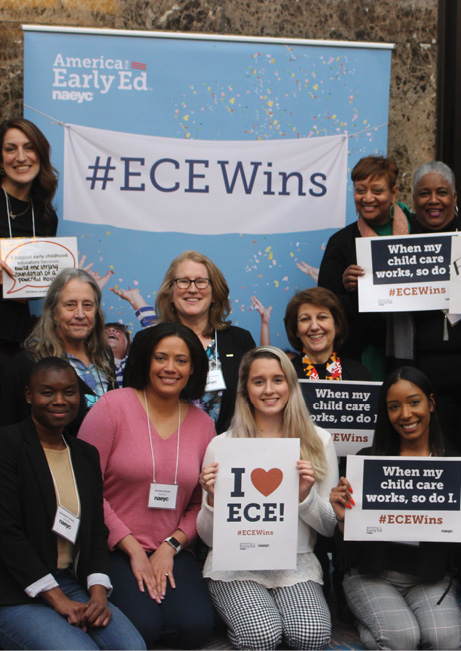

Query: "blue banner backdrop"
<box><xmin>23</xmin><ymin>26</ymin><xmax>393</xmax><ymax>347</ymax></box>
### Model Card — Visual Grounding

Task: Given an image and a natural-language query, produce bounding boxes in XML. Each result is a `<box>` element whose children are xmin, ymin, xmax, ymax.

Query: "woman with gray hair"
<box><xmin>3</xmin><ymin>268</ymin><xmax>116</xmax><ymax>434</ymax></box>
<box><xmin>393</xmin><ymin>161</ymin><xmax>461</xmax><ymax>451</ymax></box>
<box><xmin>412</xmin><ymin>160</ymin><xmax>458</xmax><ymax>232</ymax></box>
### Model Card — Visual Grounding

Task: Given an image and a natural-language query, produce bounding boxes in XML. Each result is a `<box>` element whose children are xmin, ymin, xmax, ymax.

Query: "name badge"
<box><xmin>148</xmin><ymin>483</ymin><xmax>178</xmax><ymax>510</ymax></box>
<box><xmin>205</xmin><ymin>368</ymin><xmax>226</xmax><ymax>392</ymax></box>
<box><xmin>52</xmin><ymin>506</ymin><xmax>80</xmax><ymax>544</ymax></box>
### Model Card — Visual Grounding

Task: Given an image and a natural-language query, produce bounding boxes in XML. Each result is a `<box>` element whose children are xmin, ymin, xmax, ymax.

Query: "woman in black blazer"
<box><xmin>0</xmin><ymin>357</ymin><xmax>144</xmax><ymax>650</ymax></box>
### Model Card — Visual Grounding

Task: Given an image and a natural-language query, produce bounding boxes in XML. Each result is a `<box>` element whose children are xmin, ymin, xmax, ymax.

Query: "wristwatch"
<box><xmin>163</xmin><ymin>536</ymin><xmax>181</xmax><ymax>554</ymax></box>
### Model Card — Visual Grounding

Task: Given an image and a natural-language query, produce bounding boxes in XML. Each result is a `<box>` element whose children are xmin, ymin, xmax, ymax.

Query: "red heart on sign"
<box><xmin>250</xmin><ymin>468</ymin><xmax>283</xmax><ymax>497</ymax></box>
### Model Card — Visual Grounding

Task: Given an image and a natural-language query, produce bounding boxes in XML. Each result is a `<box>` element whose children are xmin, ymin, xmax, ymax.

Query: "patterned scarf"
<box><xmin>357</xmin><ymin>202</ymin><xmax>409</xmax><ymax>237</ymax></box>
<box><xmin>301</xmin><ymin>350</ymin><xmax>342</xmax><ymax>380</ymax></box>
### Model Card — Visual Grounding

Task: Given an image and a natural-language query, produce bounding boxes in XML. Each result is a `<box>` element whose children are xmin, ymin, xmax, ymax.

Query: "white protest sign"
<box><xmin>449</xmin><ymin>232</ymin><xmax>461</xmax><ymax>315</ymax></box>
<box><xmin>344</xmin><ymin>455</ymin><xmax>461</xmax><ymax>542</ymax></box>
<box><xmin>299</xmin><ymin>380</ymin><xmax>381</xmax><ymax>456</ymax></box>
<box><xmin>0</xmin><ymin>237</ymin><xmax>78</xmax><ymax>299</ymax></box>
<box><xmin>213</xmin><ymin>437</ymin><xmax>299</xmax><ymax>571</ymax></box>
<box><xmin>356</xmin><ymin>233</ymin><xmax>452</xmax><ymax>312</ymax></box>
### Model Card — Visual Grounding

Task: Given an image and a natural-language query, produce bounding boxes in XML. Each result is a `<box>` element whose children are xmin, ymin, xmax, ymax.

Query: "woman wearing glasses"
<box><xmin>124</xmin><ymin>251</ymin><xmax>256</xmax><ymax>434</ymax></box>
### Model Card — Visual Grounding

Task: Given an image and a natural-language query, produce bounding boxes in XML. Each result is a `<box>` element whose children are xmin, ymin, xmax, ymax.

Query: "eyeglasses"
<box><xmin>173</xmin><ymin>277</ymin><xmax>211</xmax><ymax>290</ymax></box>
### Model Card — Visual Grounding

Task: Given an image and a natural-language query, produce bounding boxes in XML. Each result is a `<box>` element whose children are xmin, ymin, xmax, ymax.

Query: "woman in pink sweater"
<box><xmin>78</xmin><ymin>322</ymin><xmax>215</xmax><ymax>649</ymax></box>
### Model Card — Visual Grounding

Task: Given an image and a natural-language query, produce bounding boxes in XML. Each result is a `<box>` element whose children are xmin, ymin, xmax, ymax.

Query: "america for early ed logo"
<box><xmin>51</xmin><ymin>53</ymin><xmax>149</xmax><ymax>103</ymax></box>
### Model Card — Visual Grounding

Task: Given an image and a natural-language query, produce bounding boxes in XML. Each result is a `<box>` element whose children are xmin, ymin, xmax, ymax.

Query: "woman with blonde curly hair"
<box><xmin>125</xmin><ymin>250</ymin><xmax>255</xmax><ymax>433</ymax></box>
<box><xmin>197</xmin><ymin>346</ymin><xmax>338</xmax><ymax>650</ymax></box>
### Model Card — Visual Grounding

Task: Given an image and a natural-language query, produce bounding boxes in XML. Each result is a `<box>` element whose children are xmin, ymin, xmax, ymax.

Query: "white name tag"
<box><xmin>52</xmin><ymin>506</ymin><xmax>80</xmax><ymax>544</ymax></box>
<box><xmin>205</xmin><ymin>368</ymin><xmax>226</xmax><ymax>392</ymax></box>
<box><xmin>148</xmin><ymin>483</ymin><xmax>178</xmax><ymax>509</ymax></box>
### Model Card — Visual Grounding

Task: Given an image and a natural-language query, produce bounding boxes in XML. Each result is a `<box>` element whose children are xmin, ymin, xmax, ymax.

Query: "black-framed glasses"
<box><xmin>173</xmin><ymin>277</ymin><xmax>212</xmax><ymax>290</ymax></box>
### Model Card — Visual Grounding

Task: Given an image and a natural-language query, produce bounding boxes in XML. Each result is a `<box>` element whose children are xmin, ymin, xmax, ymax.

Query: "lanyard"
<box><xmin>208</xmin><ymin>329</ymin><xmax>220</xmax><ymax>369</ymax></box>
<box><xmin>46</xmin><ymin>436</ymin><xmax>81</xmax><ymax>518</ymax></box>
<box><xmin>3</xmin><ymin>188</ymin><xmax>36</xmax><ymax>238</ymax></box>
<box><xmin>144</xmin><ymin>390</ymin><xmax>181</xmax><ymax>485</ymax></box>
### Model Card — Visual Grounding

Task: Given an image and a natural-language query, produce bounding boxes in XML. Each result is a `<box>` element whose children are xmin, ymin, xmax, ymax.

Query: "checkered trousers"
<box><xmin>206</xmin><ymin>578</ymin><xmax>331</xmax><ymax>650</ymax></box>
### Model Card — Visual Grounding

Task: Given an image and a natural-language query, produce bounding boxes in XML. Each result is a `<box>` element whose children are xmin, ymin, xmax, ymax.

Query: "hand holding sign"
<box><xmin>0</xmin><ymin>256</ymin><xmax>15</xmax><ymax>285</ymax></box>
<box><xmin>0</xmin><ymin>237</ymin><xmax>78</xmax><ymax>299</ymax></box>
<box><xmin>342</xmin><ymin>264</ymin><xmax>364</xmax><ymax>292</ymax></box>
<box><xmin>329</xmin><ymin>477</ymin><xmax>354</xmax><ymax>527</ymax></box>
<box><xmin>200</xmin><ymin>461</ymin><xmax>219</xmax><ymax>506</ymax></box>
<box><xmin>297</xmin><ymin>460</ymin><xmax>316</xmax><ymax>501</ymax></box>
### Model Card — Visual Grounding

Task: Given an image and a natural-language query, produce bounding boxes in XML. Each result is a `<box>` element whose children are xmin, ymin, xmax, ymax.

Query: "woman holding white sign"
<box><xmin>198</xmin><ymin>346</ymin><xmax>338</xmax><ymax>650</ymax></box>
<box><xmin>330</xmin><ymin>366</ymin><xmax>461</xmax><ymax>650</ymax></box>
<box><xmin>318</xmin><ymin>156</ymin><xmax>412</xmax><ymax>379</ymax></box>
<box><xmin>407</xmin><ymin>161</ymin><xmax>461</xmax><ymax>452</ymax></box>
<box><xmin>0</xmin><ymin>118</ymin><xmax>58</xmax><ymax>352</ymax></box>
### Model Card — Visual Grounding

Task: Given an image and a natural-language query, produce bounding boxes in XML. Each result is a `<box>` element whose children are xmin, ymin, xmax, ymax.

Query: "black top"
<box><xmin>0</xmin><ymin>192</ymin><xmax>58</xmax><ymax>344</ymax></box>
<box><xmin>317</xmin><ymin>222</ymin><xmax>387</xmax><ymax>360</ymax></box>
<box><xmin>336</xmin><ymin>446</ymin><xmax>458</xmax><ymax>583</ymax></box>
<box><xmin>0</xmin><ymin>417</ymin><xmax>108</xmax><ymax>606</ymax></box>
<box><xmin>405</xmin><ymin>215</ymin><xmax>461</xmax><ymax>439</ymax></box>
<box><xmin>124</xmin><ymin>324</ymin><xmax>256</xmax><ymax>434</ymax></box>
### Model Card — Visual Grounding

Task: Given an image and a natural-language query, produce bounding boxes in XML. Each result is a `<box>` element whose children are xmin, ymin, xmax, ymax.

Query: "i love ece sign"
<box><xmin>212</xmin><ymin>438</ymin><xmax>299</xmax><ymax>571</ymax></box>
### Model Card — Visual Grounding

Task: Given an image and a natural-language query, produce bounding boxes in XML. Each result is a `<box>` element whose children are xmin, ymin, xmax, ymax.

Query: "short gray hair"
<box><xmin>413</xmin><ymin>161</ymin><xmax>456</xmax><ymax>194</ymax></box>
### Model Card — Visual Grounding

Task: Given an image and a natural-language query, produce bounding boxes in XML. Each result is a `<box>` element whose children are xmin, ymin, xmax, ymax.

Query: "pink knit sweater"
<box><xmin>78</xmin><ymin>388</ymin><xmax>216</xmax><ymax>551</ymax></box>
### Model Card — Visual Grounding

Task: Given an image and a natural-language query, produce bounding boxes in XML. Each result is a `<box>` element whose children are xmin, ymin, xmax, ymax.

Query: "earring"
<box><xmin>390</xmin><ymin>204</ymin><xmax>395</xmax><ymax>219</ymax></box>
<box><xmin>0</xmin><ymin>168</ymin><xmax>4</xmax><ymax>176</ymax></box>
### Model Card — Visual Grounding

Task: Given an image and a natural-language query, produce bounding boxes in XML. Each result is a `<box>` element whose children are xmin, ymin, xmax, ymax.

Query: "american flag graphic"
<box><xmin>131</xmin><ymin>61</ymin><xmax>147</xmax><ymax>70</ymax></box>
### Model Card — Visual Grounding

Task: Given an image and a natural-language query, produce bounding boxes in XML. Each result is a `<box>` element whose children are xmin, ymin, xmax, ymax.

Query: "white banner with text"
<box><xmin>63</xmin><ymin>123</ymin><xmax>347</xmax><ymax>235</ymax></box>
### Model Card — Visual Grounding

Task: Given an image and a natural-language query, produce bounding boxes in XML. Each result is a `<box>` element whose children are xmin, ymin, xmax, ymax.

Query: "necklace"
<box><xmin>3</xmin><ymin>188</ymin><xmax>35</xmax><ymax>237</ymax></box>
<box><xmin>8</xmin><ymin>199</ymin><xmax>32</xmax><ymax>219</ymax></box>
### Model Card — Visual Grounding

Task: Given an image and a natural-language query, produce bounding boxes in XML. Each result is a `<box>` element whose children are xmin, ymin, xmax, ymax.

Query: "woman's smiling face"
<box><xmin>386</xmin><ymin>379</ymin><xmax>434</xmax><ymax>448</ymax></box>
<box><xmin>171</xmin><ymin>260</ymin><xmax>213</xmax><ymax>324</ymax></box>
<box><xmin>246</xmin><ymin>357</ymin><xmax>289</xmax><ymax>418</ymax></box>
<box><xmin>296</xmin><ymin>303</ymin><xmax>336</xmax><ymax>364</ymax></box>
<box><xmin>413</xmin><ymin>172</ymin><xmax>458</xmax><ymax>231</ymax></box>
<box><xmin>353</xmin><ymin>174</ymin><xmax>398</xmax><ymax>226</ymax></box>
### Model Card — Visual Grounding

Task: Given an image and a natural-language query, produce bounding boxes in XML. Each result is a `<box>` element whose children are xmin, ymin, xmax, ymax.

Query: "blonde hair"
<box><xmin>155</xmin><ymin>250</ymin><xmax>231</xmax><ymax>337</ymax></box>
<box><xmin>231</xmin><ymin>346</ymin><xmax>328</xmax><ymax>480</ymax></box>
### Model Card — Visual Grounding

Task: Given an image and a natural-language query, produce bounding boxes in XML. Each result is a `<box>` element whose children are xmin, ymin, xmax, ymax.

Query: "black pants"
<box><xmin>108</xmin><ymin>549</ymin><xmax>214</xmax><ymax>649</ymax></box>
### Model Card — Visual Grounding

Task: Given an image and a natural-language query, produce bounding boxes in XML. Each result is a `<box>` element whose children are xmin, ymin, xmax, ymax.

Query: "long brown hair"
<box><xmin>0</xmin><ymin>118</ymin><xmax>58</xmax><ymax>221</ymax></box>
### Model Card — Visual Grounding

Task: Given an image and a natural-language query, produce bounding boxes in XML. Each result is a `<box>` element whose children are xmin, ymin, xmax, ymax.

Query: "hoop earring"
<box><xmin>390</xmin><ymin>204</ymin><xmax>395</xmax><ymax>219</ymax></box>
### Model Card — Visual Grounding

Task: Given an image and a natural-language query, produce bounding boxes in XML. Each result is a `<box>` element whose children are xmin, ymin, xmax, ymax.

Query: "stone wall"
<box><xmin>0</xmin><ymin>0</ymin><xmax>437</xmax><ymax>204</ymax></box>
